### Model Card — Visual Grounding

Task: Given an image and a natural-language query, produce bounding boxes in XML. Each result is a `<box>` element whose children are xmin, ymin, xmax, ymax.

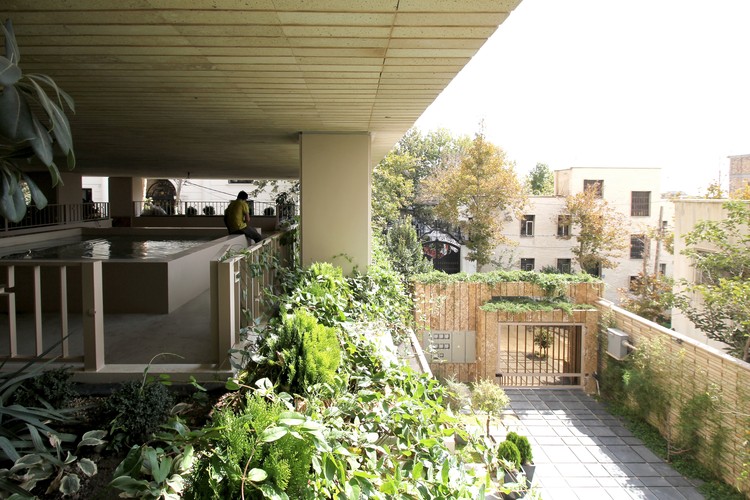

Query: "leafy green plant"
<box><xmin>621</xmin><ymin>337</ymin><xmax>671</xmax><ymax>424</ymax></box>
<box><xmin>110</xmin><ymin>443</ymin><xmax>194</xmax><ymax>500</ymax></box>
<box><xmin>11</xmin><ymin>366</ymin><xmax>77</xmax><ymax>409</ymax></box>
<box><xmin>1</xmin><ymin>429</ymin><xmax>106</xmax><ymax>497</ymax></box>
<box><xmin>187</xmin><ymin>387</ymin><xmax>322</xmax><ymax>499</ymax></box>
<box><xmin>504</xmin><ymin>432</ymin><xmax>533</xmax><ymax>465</ymax></box>
<box><xmin>103</xmin><ymin>380</ymin><xmax>174</xmax><ymax>449</ymax></box>
<box><xmin>442</xmin><ymin>376</ymin><xmax>471</xmax><ymax>412</ymax></box>
<box><xmin>0</xmin><ymin>19</ymin><xmax>76</xmax><ymax>222</ymax></box>
<box><xmin>0</xmin><ymin>360</ymin><xmax>77</xmax><ymax>464</ymax></box>
<box><xmin>480</xmin><ymin>296</ymin><xmax>592</xmax><ymax>315</ymax></box>
<box><xmin>471</xmin><ymin>379</ymin><xmax>510</xmax><ymax>438</ymax></box>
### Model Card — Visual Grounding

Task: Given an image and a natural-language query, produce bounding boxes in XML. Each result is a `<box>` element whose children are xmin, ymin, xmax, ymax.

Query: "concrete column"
<box><xmin>56</xmin><ymin>172</ymin><xmax>83</xmax><ymax>223</ymax></box>
<box><xmin>108</xmin><ymin>177</ymin><xmax>145</xmax><ymax>224</ymax></box>
<box><xmin>299</xmin><ymin>132</ymin><xmax>371</xmax><ymax>275</ymax></box>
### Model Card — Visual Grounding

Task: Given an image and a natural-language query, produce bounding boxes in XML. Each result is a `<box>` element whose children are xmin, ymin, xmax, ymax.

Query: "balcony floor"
<box><xmin>0</xmin><ymin>289</ymin><xmax>216</xmax><ymax>366</ymax></box>
<box><xmin>502</xmin><ymin>388</ymin><xmax>705</xmax><ymax>499</ymax></box>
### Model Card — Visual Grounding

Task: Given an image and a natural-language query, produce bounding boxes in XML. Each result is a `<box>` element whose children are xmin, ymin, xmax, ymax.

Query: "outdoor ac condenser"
<box><xmin>606</xmin><ymin>327</ymin><xmax>630</xmax><ymax>360</ymax></box>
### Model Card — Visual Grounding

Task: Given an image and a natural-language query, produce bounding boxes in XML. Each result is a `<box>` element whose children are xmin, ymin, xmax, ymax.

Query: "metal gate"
<box><xmin>495</xmin><ymin>324</ymin><xmax>582</xmax><ymax>387</ymax></box>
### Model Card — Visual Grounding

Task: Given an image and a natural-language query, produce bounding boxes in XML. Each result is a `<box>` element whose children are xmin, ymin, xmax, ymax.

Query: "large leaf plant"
<box><xmin>0</xmin><ymin>19</ymin><xmax>75</xmax><ymax>222</ymax></box>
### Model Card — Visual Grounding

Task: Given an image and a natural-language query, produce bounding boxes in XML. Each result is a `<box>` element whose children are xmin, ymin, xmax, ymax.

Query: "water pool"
<box><xmin>0</xmin><ymin>235</ymin><xmax>217</xmax><ymax>260</ymax></box>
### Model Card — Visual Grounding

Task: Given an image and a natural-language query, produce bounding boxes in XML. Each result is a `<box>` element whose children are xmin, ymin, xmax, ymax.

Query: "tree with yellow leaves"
<box><xmin>563</xmin><ymin>184</ymin><xmax>627</xmax><ymax>275</ymax></box>
<box><xmin>422</xmin><ymin>130</ymin><xmax>526</xmax><ymax>266</ymax></box>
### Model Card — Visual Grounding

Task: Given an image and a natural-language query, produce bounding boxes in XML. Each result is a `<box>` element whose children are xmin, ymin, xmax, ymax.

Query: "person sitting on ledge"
<box><xmin>224</xmin><ymin>191</ymin><xmax>264</xmax><ymax>244</ymax></box>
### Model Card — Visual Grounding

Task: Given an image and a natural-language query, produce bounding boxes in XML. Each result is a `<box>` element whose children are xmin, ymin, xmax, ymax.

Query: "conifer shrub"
<box><xmin>187</xmin><ymin>392</ymin><xmax>314</xmax><ymax>499</ymax></box>
<box><xmin>505</xmin><ymin>431</ymin><xmax>533</xmax><ymax>464</ymax></box>
<box><xmin>496</xmin><ymin>440</ymin><xmax>521</xmax><ymax>472</ymax></box>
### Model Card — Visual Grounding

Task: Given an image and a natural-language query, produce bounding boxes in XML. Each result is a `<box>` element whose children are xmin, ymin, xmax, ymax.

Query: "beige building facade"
<box><xmin>485</xmin><ymin>167</ymin><xmax>674</xmax><ymax>302</ymax></box>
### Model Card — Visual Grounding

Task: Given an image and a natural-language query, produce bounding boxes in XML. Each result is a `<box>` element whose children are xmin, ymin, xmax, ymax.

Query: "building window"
<box><xmin>557</xmin><ymin>258</ymin><xmax>572</xmax><ymax>273</ymax></box>
<box><xmin>662</xmin><ymin>220</ymin><xmax>668</xmax><ymax>231</ymax></box>
<box><xmin>520</xmin><ymin>258</ymin><xmax>535</xmax><ymax>271</ymax></box>
<box><xmin>631</xmin><ymin>191</ymin><xmax>651</xmax><ymax>216</ymax></box>
<box><xmin>557</xmin><ymin>215</ymin><xmax>571</xmax><ymax>237</ymax></box>
<box><xmin>583</xmin><ymin>179</ymin><xmax>603</xmax><ymax>197</ymax></box>
<box><xmin>630</xmin><ymin>234</ymin><xmax>645</xmax><ymax>259</ymax></box>
<box><xmin>659</xmin><ymin>263</ymin><xmax>667</xmax><ymax>275</ymax></box>
<box><xmin>521</xmin><ymin>215</ymin><xmax>535</xmax><ymax>236</ymax></box>
<box><xmin>228</xmin><ymin>179</ymin><xmax>253</xmax><ymax>183</ymax></box>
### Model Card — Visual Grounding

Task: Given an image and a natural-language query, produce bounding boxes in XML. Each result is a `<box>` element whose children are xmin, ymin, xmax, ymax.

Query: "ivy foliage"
<box><xmin>480</xmin><ymin>297</ymin><xmax>594</xmax><ymax>315</ymax></box>
<box><xmin>412</xmin><ymin>269</ymin><xmax>599</xmax><ymax>299</ymax></box>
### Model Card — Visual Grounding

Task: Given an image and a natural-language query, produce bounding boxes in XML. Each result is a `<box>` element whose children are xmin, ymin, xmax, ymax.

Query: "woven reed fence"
<box><xmin>598</xmin><ymin>302</ymin><xmax>750</xmax><ymax>495</ymax></box>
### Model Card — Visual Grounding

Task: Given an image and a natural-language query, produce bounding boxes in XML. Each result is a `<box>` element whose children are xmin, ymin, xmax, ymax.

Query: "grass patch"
<box><xmin>480</xmin><ymin>296</ymin><xmax>595</xmax><ymax>315</ymax></box>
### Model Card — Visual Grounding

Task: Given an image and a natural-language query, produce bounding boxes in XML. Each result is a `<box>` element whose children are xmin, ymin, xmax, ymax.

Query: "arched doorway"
<box><xmin>146</xmin><ymin>179</ymin><xmax>176</xmax><ymax>215</ymax></box>
<box><xmin>423</xmin><ymin>240</ymin><xmax>461</xmax><ymax>274</ymax></box>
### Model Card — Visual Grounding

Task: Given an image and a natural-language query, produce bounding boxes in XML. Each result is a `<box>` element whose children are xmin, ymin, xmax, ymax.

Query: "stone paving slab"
<box><xmin>501</xmin><ymin>388</ymin><xmax>705</xmax><ymax>500</ymax></box>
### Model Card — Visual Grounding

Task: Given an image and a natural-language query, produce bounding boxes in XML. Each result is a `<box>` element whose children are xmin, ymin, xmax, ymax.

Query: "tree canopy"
<box><xmin>563</xmin><ymin>184</ymin><xmax>627</xmax><ymax>275</ymax></box>
<box><xmin>676</xmin><ymin>200</ymin><xmax>750</xmax><ymax>360</ymax></box>
<box><xmin>525</xmin><ymin>163</ymin><xmax>554</xmax><ymax>195</ymax></box>
<box><xmin>422</xmin><ymin>130</ymin><xmax>526</xmax><ymax>266</ymax></box>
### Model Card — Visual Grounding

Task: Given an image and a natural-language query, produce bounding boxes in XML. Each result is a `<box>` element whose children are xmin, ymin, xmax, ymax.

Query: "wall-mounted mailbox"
<box><xmin>606</xmin><ymin>327</ymin><xmax>630</xmax><ymax>360</ymax></box>
<box><xmin>420</xmin><ymin>330</ymin><xmax>476</xmax><ymax>363</ymax></box>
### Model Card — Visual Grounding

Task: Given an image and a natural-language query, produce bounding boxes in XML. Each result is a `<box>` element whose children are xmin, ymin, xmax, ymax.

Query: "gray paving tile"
<box><xmin>605</xmin><ymin>488</ymin><xmax>637</xmax><ymax>500</ymax></box>
<box><xmin>640</xmin><ymin>476</ymin><xmax>674</xmax><ymax>487</ymax></box>
<box><xmin>599</xmin><ymin>436</ymin><xmax>627</xmax><ymax>446</ymax></box>
<box><xmin>647</xmin><ymin>487</ymin><xmax>690</xmax><ymax>500</ymax></box>
<box><xmin>545</xmin><ymin>446</ymin><xmax>580</xmax><ymax>463</ymax></box>
<box><xmin>598</xmin><ymin>477</ymin><xmax>623</xmax><ymax>487</ymax></box>
<box><xmin>566</xmin><ymin>476</ymin><xmax>601</xmax><ymax>487</ymax></box>
<box><xmin>569</xmin><ymin>446</ymin><xmax>599</xmax><ymax>463</ymax></box>
<box><xmin>584</xmin><ymin>463</ymin><xmax>611</xmax><ymax>477</ymax></box>
<box><xmin>675</xmin><ymin>487</ymin><xmax>705</xmax><ymax>500</ymax></box>
<box><xmin>625</xmin><ymin>463</ymin><xmax>661</xmax><ymax>476</ymax></box>
<box><xmin>609</xmin><ymin>445</ymin><xmax>647</xmax><ymax>462</ymax></box>
<box><xmin>665</xmin><ymin>476</ymin><xmax>695</xmax><ymax>487</ymax></box>
<box><xmin>625</xmin><ymin>487</ymin><xmax>660</xmax><ymax>499</ymax></box>
<box><xmin>633</xmin><ymin>445</ymin><xmax>662</xmax><ymax>463</ymax></box>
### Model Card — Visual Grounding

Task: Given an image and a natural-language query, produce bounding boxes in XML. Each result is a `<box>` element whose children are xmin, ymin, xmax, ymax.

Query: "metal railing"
<box><xmin>134</xmin><ymin>200</ymin><xmax>297</xmax><ymax>221</ymax></box>
<box><xmin>211</xmin><ymin>230</ymin><xmax>295</xmax><ymax>368</ymax></box>
<box><xmin>2</xmin><ymin>202</ymin><xmax>109</xmax><ymax>232</ymax></box>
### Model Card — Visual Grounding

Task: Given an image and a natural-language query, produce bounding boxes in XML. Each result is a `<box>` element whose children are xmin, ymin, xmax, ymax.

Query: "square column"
<box><xmin>300</xmin><ymin>132</ymin><xmax>371</xmax><ymax>275</ymax></box>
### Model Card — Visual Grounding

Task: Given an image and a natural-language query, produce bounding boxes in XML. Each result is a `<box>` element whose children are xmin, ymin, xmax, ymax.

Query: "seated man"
<box><xmin>224</xmin><ymin>191</ymin><xmax>264</xmax><ymax>243</ymax></box>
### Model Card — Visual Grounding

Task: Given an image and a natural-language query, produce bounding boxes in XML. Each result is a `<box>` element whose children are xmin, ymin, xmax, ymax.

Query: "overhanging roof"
<box><xmin>4</xmin><ymin>0</ymin><xmax>521</xmax><ymax>179</ymax></box>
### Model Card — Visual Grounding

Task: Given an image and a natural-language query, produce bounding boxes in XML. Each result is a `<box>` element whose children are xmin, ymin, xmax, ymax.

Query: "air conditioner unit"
<box><xmin>606</xmin><ymin>327</ymin><xmax>630</xmax><ymax>360</ymax></box>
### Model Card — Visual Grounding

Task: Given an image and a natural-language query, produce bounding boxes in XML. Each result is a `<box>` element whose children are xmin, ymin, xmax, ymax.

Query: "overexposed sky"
<box><xmin>415</xmin><ymin>0</ymin><xmax>750</xmax><ymax>195</ymax></box>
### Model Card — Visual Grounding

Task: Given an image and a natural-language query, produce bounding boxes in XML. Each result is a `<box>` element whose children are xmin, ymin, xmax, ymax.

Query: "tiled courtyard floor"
<box><xmin>502</xmin><ymin>388</ymin><xmax>705</xmax><ymax>500</ymax></box>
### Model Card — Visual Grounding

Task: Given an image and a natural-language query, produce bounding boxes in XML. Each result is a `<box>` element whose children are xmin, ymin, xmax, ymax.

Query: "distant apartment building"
<box><xmin>729</xmin><ymin>154</ymin><xmax>750</xmax><ymax>194</ymax></box>
<box><xmin>484</xmin><ymin>167</ymin><xmax>674</xmax><ymax>302</ymax></box>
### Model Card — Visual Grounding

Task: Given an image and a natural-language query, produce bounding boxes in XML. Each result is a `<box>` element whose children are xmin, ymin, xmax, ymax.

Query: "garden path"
<box><xmin>501</xmin><ymin>388</ymin><xmax>705</xmax><ymax>500</ymax></box>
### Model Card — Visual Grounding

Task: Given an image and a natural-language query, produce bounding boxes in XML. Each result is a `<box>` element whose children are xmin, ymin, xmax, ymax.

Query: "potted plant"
<box><xmin>470</xmin><ymin>379</ymin><xmax>510</xmax><ymax>439</ymax></box>
<box><xmin>533</xmin><ymin>327</ymin><xmax>554</xmax><ymax>359</ymax></box>
<box><xmin>505</xmin><ymin>431</ymin><xmax>535</xmax><ymax>485</ymax></box>
<box><xmin>495</xmin><ymin>440</ymin><xmax>524</xmax><ymax>499</ymax></box>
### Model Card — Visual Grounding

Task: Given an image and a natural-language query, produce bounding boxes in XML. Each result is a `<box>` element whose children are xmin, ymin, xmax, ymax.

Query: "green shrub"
<box><xmin>12</xmin><ymin>366</ymin><xmax>77</xmax><ymax>408</ymax></box>
<box><xmin>249</xmin><ymin>308</ymin><xmax>342</xmax><ymax>395</ymax></box>
<box><xmin>187</xmin><ymin>392</ymin><xmax>314</xmax><ymax>499</ymax></box>
<box><xmin>103</xmin><ymin>380</ymin><xmax>174</xmax><ymax>447</ymax></box>
<box><xmin>505</xmin><ymin>432</ymin><xmax>533</xmax><ymax>464</ymax></box>
<box><xmin>496</xmin><ymin>440</ymin><xmax>521</xmax><ymax>472</ymax></box>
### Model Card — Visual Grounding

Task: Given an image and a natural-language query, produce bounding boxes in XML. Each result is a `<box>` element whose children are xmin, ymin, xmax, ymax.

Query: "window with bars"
<box><xmin>630</xmin><ymin>234</ymin><xmax>645</xmax><ymax>259</ymax></box>
<box><xmin>520</xmin><ymin>258</ymin><xmax>535</xmax><ymax>271</ymax></box>
<box><xmin>557</xmin><ymin>215</ymin><xmax>571</xmax><ymax>237</ymax></box>
<box><xmin>520</xmin><ymin>215</ymin><xmax>535</xmax><ymax>236</ymax></box>
<box><xmin>557</xmin><ymin>258</ymin><xmax>572</xmax><ymax>273</ymax></box>
<box><xmin>659</xmin><ymin>263</ymin><xmax>667</xmax><ymax>275</ymax></box>
<box><xmin>631</xmin><ymin>191</ymin><xmax>651</xmax><ymax>216</ymax></box>
<box><xmin>583</xmin><ymin>179</ymin><xmax>603</xmax><ymax>197</ymax></box>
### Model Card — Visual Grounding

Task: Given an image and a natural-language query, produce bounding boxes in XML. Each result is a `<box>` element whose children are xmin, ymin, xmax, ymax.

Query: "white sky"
<box><xmin>414</xmin><ymin>0</ymin><xmax>750</xmax><ymax>195</ymax></box>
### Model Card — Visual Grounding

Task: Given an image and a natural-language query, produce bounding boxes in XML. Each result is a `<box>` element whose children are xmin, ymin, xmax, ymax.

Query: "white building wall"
<box><xmin>483</xmin><ymin>167</ymin><xmax>674</xmax><ymax>302</ymax></box>
<box><xmin>671</xmin><ymin>199</ymin><xmax>735</xmax><ymax>351</ymax></box>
